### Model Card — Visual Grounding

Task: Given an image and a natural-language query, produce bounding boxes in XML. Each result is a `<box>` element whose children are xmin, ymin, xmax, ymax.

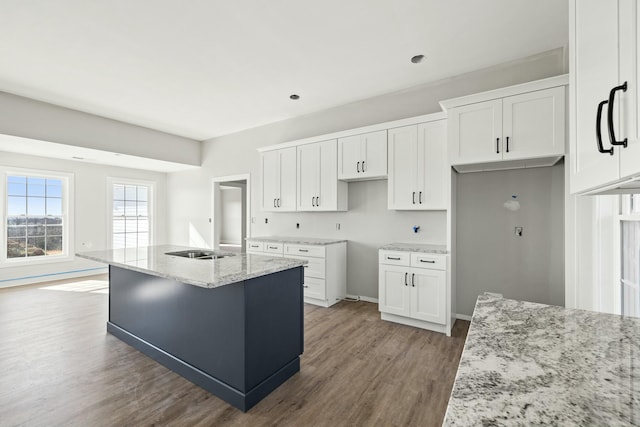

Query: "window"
<box><xmin>1</xmin><ymin>168</ymin><xmax>73</xmax><ymax>265</ymax></box>
<box><xmin>620</xmin><ymin>194</ymin><xmax>640</xmax><ymax>317</ymax></box>
<box><xmin>110</xmin><ymin>180</ymin><xmax>153</xmax><ymax>249</ymax></box>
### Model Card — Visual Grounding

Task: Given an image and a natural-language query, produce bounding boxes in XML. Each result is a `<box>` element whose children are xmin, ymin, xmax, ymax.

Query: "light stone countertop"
<box><xmin>76</xmin><ymin>245</ymin><xmax>306</xmax><ymax>289</ymax></box>
<box><xmin>379</xmin><ymin>242</ymin><xmax>448</xmax><ymax>254</ymax></box>
<box><xmin>443</xmin><ymin>294</ymin><xmax>640</xmax><ymax>426</ymax></box>
<box><xmin>247</xmin><ymin>236</ymin><xmax>347</xmax><ymax>245</ymax></box>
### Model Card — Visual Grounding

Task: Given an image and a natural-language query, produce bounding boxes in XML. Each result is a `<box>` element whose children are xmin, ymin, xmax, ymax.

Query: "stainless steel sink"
<box><xmin>165</xmin><ymin>250</ymin><xmax>235</xmax><ymax>260</ymax></box>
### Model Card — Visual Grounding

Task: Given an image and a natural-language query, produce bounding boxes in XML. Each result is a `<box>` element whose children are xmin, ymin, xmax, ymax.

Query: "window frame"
<box><xmin>0</xmin><ymin>166</ymin><xmax>74</xmax><ymax>267</ymax></box>
<box><xmin>613</xmin><ymin>194</ymin><xmax>640</xmax><ymax>316</ymax></box>
<box><xmin>107</xmin><ymin>177</ymin><xmax>155</xmax><ymax>250</ymax></box>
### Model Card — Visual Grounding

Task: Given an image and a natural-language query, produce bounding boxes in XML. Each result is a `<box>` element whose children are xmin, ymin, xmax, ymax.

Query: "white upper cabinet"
<box><xmin>448</xmin><ymin>86</ymin><xmax>565</xmax><ymax>169</ymax></box>
<box><xmin>449</xmin><ymin>99</ymin><xmax>502</xmax><ymax>164</ymax></box>
<box><xmin>297</xmin><ymin>139</ymin><xmax>347</xmax><ymax>211</ymax></box>
<box><xmin>338</xmin><ymin>130</ymin><xmax>387</xmax><ymax>180</ymax></box>
<box><xmin>570</xmin><ymin>0</ymin><xmax>640</xmax><ymax>194</ymax></box>
<box><xmin>260</xmin><ymin>147</ymin><xmax>296</xmax><ymax>212</ymax></box>
<box><xmin>388</xmin><ymin>119</ymin><xmax>447</xmax><ymax>210</ymax></box>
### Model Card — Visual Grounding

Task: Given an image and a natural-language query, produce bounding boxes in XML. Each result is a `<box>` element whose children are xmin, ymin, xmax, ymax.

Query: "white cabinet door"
<box><xmin>338</xmin><ymin>134</ymin><xmax>362</xmax><ymax>180</ymax></box>
<box><xmin>362</xmin><ymin>130</ymin><xmax>387</xmax><ymax>179</ymax></box>
<box><xmin>297</xmin><ymin>143</ymin><xmax>320</xmax><ymax>210</ymax></box>
<box><xmin>278</xmin><ymin>148</ymin><xmax>297</xmax><ymax>211</ymax></box>
<box><xmin>378</xmin><ymin>264</ymin><xmax>411</xmax><ymax>317</ymax></box>
<box><xmin>619</xmin><ymin>1</ymin><xmax>640</xmax><ymax>180</ymax></box>
<box><xmin>316</xmin><ymin>139</ymin><xmax>338</xmax><ymax>211</ymax></box>
<box><xmin>449</xmin><ymin>99</ymin><xmax>502</xmax><ymax>165</ymax></box>
<box><xmin>261</xmin><ymin>150</ymin><xmax>279</xmax><ymax>212</ymax></box>
<box><xmin>503</xmin><ymin>87</ymin><xmax>565</xmax><ymax>160</ymax></box>
<box><xmin>571</xmin><ymin>0</ymin><xmax>621</xmax><ymax>193</ymax></box>
<box><xmin>388</xmin><ymin>125</ymin><xmax>418</xmax><ymax>210</ymax></box>
<box><xmin>410</xmin><ymin>268</ymin><xmax>446</xmax><ymax>325</ymax></box>
<box><xmin>417</xmin><ymin>120</ymin><xmax>447</xmax><ymax>210</ymax></box>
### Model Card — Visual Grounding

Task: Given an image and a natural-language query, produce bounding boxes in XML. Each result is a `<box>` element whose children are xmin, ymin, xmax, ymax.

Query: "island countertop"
<box><xmin>76</xmin><ymin>244</ymin><xmax>307</xmax><ymax>288</ymax></box>
<box><xmin>444</xmin><ymin>294</ymin><xmax>640</xmax><ymax>426</ymax></box>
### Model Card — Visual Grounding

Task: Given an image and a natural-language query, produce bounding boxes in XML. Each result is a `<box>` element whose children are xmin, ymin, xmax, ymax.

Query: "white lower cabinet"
<box><xmin>379</xmin><ymin>250</ymin><xmax>449</xmax><ymax>334</ymax></box>
<box><xmin>247</xmin><ymin>239</ymin><xmax>346</xmax><ymax>307</ymax></box>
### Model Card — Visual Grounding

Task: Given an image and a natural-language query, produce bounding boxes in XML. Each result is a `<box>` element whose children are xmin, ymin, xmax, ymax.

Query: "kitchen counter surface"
<box><xmin>380</xmin><ymin>242</ymin><xmax>448</xmax><ymax>254</ymax></box>
<box><xmin>444</xmin><ymin>294</ymin><xmax>640</xmax><ymax>426</ymax></box>
<box><xmin>77</xmin><ymin>244</ymin><xmax>306</xmax><ymax>289</ymax></box>
<box><xmin>247</xmin><ymin>236</ymin><xmax>347</xmax><ymax>245</ymax></box>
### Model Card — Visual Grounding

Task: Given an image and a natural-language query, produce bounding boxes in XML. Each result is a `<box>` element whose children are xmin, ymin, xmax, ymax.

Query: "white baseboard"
<box><xmin>455</xmin><ymin>313</ymin><xmax>472</xmax><ymax>321</ymax></box>
<box><xmin>0</xmin><ymin>267</ymin><xmax>108</xmax><ymax>289</ymax></box>
<box><xmin>346</xmin><ymin>294</ymin><xmax>379</xmax><ymax>304</ymax></box>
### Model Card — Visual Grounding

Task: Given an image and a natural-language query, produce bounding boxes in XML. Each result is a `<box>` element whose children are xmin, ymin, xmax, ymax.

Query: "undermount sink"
<box><xmin>165</xmin><ymin>250</ymin><xmax>235</xmax><ymax>260</ymax></box>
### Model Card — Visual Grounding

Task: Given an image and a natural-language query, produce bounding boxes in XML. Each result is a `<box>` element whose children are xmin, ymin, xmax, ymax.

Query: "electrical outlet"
<box><xmin>265</xmin><ymin>218</ymin><xmax>268</xmax><ymax>224</ymax></box>
<box><xmin>336</xmin><ymin>223</ymin><xmax>341</xmax><ymax>230</ymax></box>
<box><xmin>515</xmin><ymin>226</ymin><xmax>523</xmax><ymax>237</ymax></box>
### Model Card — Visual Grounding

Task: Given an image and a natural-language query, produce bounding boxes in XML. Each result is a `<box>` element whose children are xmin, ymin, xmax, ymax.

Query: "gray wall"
<box><xmin>456</xmin><ymin>163</ymin><xmax>565</xmax><ymax>315</ymax></box>
<box><xmin>167</xmin><ymin>48</ymin><xmax>567</xmax><ymax>301</ymax></box>
<box><xmin>219</xmin><ymin>186</ymin><xmax>243</xmax><ymax>244</ymax></box>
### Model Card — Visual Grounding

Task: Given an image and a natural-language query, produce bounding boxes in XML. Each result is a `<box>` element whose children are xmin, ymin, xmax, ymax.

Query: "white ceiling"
<box><xmin>0</xmin><ymin>0</ymin><xmax>568</xmax><ymax>141</ymax></box>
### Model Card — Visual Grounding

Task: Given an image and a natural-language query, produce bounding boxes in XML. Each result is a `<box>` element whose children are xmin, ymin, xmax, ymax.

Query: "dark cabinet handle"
<box><xmin>496</xmin><ymin>137</ymin><xmax>500</xmax><ymax>154</ymax></box>
<box><xmin>596</xmin><ymin>100</ymin><xmax>614</xmax><ymax>155</ymax></box>
<box><xmin>312</xmin><ymin>197</ymin><xmax>316</xmax><ymax>207</ymax></box>
<box><xmin>411</xmin><ymin>273</ymin><xmax>415</xmax><ymax>287</ymax></box>
<box><xmin>277</xmin><ymin>198</ymin><xmax>281</xmax><ymax>207</ymax></box>
<box><xmin>273</xmin><ymin>198</ymin><xmax>277</xmax><ymax>208</ymax></box>
<box><xmin>420</xmin><ymin>259</ymin><xmax>436</xmax><ymax>263</ymax></box>
<box><xmin>303</xmin><ymin>285</ymin><xmax>309</xmax><ymax>288</ymax></box>
<box><xmin>357</xmin><ymin>161</ymin><xmax>360</xmax><ymax>173</ymax></box>
<box><xmin>268</xmin><ymin>246</ymin><xmax>279</xmax><ymax>249</ymax></box>
<box><xmin>506</xmin><ymin>136</ymin><xmax>510</xmax><ymax>153</ymax></box>
<box><xmin>607</xmin><ymin>81</ymin><xmax>628</xmax><ymax>147</ymax></box>
<box><xmin>303</xmin><ymin>265</ymin><xmax>309</xmax><ymax>268</ymax></box>
<box><xmin>316</xmin><ymin>196</ymin><xmax>320</xmax><ymax>206</ymax></box>
<box><xmin>298</xmin><ymin>249</ymin><xmax>309</xmax><ymax>253</ymax></box>
<box><xmin>412</xmin><ymin>191</ymin><xmax>416</xmax><ymax>204</ymax></box>
<box><xmin>387</xmin><ymin>256</ymin><xmax>401</xmax><ymax>260</ymax></box>
<box><xmin>404</xmin><ymin>272</ymin><xmax>408</xmax><ymax>286</ymax></box>
<box><xmin>362</xmin><ymin>160</ymin><xmax>365</xmax><ymax>172</ymax></box>
<box><xmin>419</xmin><ymin>191</ymin><xmax>422</xmax><ymax>204</ymax></box>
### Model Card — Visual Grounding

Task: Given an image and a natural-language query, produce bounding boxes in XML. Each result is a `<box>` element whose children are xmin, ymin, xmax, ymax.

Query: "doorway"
<box><xmin>212</xmin><ymin>174</ymin><xmax>250</xmax><ymax>253</ymax></box>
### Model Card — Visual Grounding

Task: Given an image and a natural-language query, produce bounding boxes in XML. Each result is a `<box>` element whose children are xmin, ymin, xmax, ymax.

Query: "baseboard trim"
<box><xmin>346</xmin><ymin>294</ymin><xmax>379</xmax><ymax>304</ymax></box>
<box><xmin>0</xmin><ymin>267</ymin><xmax>108</xmax><ymax>288</ymax></box>
<box><xmin>455</xmin><ymin>313</ymin><xmax>472</xmax><ymax>321</ymax></box>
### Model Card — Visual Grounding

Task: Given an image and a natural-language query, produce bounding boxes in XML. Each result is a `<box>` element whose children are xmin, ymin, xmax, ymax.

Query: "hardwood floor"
<box><xmin>0</xmin><ymin>275</ymin><xmax>469</xmax><ymax>427</ymax></box>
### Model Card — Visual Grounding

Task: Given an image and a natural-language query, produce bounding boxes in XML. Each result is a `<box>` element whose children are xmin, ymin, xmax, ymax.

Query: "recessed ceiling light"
<box><xmin>411</xmin><ymin>54</ymin><xmax>426</xmax><ymax>64</ymax></box>
<box><xmin>71</xmin><ymin>156</ymin><xmax>85</xmax><ymax>160</ymax></box>
<box><xmin>289</xmin><ymin>94</ymin><xmax>300</xmax><ymax>100</ymax></box>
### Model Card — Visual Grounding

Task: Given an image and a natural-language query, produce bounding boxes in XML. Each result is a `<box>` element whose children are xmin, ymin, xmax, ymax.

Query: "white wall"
<box><xmin>0</xmin><ymin>151</ymin><xmax>167</xmax><ymax>288</ymax></box>
<box><xmin>0</xmin><ymin>91</ymin><xmax>200</xmax><ymax>166</ymax></box>
<box><xmin>167</xmin><ymin>48</ymin><xmax>567</xmax><ymax>300</ymax></box>
<box><xmin>455</xmin><ymin>164</ymin><xmax>565</xmax><ymax>316</ymax></box>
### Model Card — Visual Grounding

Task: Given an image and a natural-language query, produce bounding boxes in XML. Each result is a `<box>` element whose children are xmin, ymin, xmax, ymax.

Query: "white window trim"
<box><xmin>106</xmin><ymin>177</ymin><xmax>156</xmax><ymax>250</ymax></box>
<box><xmin>0</xmin><ymin>166</ymin><xmax>75</xmax><ymax>267</ymax></box>
<box><xmin>613</xmin><ymin>195</ymin><xmax>640</xmax><ymax>316</ymax></box>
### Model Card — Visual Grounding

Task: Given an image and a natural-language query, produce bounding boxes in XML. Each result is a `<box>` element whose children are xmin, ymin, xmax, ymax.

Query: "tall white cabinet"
<box><xmin>570</xmin><ymin>0</ymin><xmax>640</xmax><ymax>194</ymax></box>
<box><xmin>388</xmin><ymin>117</ymin><xmax>448</xmax><ymax>210</ymax></box>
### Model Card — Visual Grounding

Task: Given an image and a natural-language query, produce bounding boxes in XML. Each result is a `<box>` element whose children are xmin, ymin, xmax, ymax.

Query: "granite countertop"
<box><xmin>380</xmin><ymin>242</ymin><xmax>448</xmax><ymax>254</ymax></box>
<box><xmin>444</xmin><ymin>294</ymin><xmax>640</xmax><ymax>426</ymax></box>
<box><xmin>247</xmin><ymin>236</ymin><xmax>347</xmax><ymax>246</ymax></box>
<box><xmin>76</xmin><ymin>245</ymin><xmax>306</xmax><ymax>289</ymax></box>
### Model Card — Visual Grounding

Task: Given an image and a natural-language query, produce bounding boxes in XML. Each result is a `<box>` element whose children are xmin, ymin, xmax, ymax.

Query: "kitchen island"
<box><xmin>77</xmin><ymin>245</ymin><xmax>306</xmax><ymax>412</ymax></box>
<box><xmin>444</xmin><ymin>294</ymin><xmax>640</xmax><ymax>426</ymax></box>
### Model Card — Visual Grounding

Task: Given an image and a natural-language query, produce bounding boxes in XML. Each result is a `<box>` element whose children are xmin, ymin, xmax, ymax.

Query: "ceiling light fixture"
<box><xmin>289</xmin><ymin>94</ymin><xmax>300</xmax><ymax>100</ymax></box>
<box><xmin>411</xmin><ymin>54</ymin><xmax>426</xmax><ymax>64</ymax></box>
<box><xmin>71</xmin><ymin>156</ymin><xmax>85</xmax><ymax>160</ymax></box>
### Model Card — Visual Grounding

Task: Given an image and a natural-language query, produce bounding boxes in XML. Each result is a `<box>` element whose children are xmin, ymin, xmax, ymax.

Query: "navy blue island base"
<box><xmin>107</xmin><ymin>265</ymin><xmax>304</xmax><ymax>412</ymax></box>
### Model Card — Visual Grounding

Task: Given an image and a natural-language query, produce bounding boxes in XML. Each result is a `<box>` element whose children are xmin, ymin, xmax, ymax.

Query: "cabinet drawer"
<box><xmin>246</xmin><ymin>241</ymin><xmax>264</xmax><ymax>252</ymax></box>
<box><xmin>410</xmin><ymin>253</ymin><xmax>446</xmax><ymax>270</ymax></box>
<box><xmin>264</xmin><ymin>242</ymin><xmax>284</xmax><ymax>254</ymax></box>
<box><xmin>284</xmin><ymin>244</ymin><xmax>325</xmax><ymax>258</ymax></box>
<box><xmin>379</xmin><ymin>251</ymin><xmax>410</xmax><ymax>266</ymax></box>
<box><xmin>303</xmin><ymin>276</ymin><xmax>326</xmax><ymax>300</ymax></box>
<box><xmin>288</xmin><ymin>255</ymin><xmax>326</xmax><ymax>279</ymax></box>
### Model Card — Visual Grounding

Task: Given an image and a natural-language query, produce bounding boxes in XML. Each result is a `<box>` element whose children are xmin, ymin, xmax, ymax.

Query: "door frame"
<box><xmin>212</xmin><ymin>174</ymin><xmax>251</xmax><ymax>251</ymax></box>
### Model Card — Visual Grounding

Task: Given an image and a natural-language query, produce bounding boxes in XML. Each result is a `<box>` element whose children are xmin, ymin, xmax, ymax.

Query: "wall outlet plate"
<box><xmin>515</xmin><ymin>226</ymin><xmax>523</xmax><ymax>236</ymax></box>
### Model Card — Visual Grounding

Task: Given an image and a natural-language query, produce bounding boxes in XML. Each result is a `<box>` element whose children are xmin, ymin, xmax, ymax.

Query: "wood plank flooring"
<box><xmin>0</xmin><ymin>275</ymin><xmax>469</xmax><ymax>427</ymax></box>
